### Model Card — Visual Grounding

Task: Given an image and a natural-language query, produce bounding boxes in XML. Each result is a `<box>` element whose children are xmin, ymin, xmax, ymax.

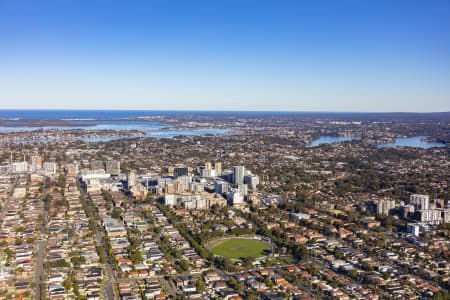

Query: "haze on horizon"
<box><xmin>0</xmin><ymin>0</ymin><xmax>449</xmax><ymax>113</ymax></box>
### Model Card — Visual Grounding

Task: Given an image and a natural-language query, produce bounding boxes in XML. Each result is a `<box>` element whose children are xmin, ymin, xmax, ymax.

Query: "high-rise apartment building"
<box><xmin>232</xmin><ymin>166</ymin><xmax>245</xmax><ymax>186</ymax></box>
<box><xmin>214</xmin><ymin>162</ymin><xmax>222</xmax><ymax>176</ymax></box>
<box><xmin>128</xmin><ymin>171</ymin><xmax>137</xmax><ymax>188</ymax></box>
<box><xmin>377</xmin><ymin>198</ymin><xmax>396</xmax><ymax>216</ymax></box>
<box><xmin>31</xmin><ymin>155</ymin><xmax>43</xmax><ymax>170</ymax></box>
<box><xmin>410</xmin><ymin>194</ymin><xmax>430</xmax><ymax>210</ymax></box>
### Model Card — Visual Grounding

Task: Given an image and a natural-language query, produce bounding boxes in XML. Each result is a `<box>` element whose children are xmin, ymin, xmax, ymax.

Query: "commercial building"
<box><xmin>244</xmin><ymin>174</ymin><xmax>260</xmax><ymax>190</ymax></box>
<box><xmin>43</xmin><ymin>162</ymin><xmax>57</xmax><ymax>175</ymax></box>
<box><xmin>11</xmin><ymin>161</ymin><xmax>28</xmax><ymax>174</ymax></box>
<box><xmin>201</xmin><ymin>168</ymin><xmax>215</xmax><ymax>178</ymax></box>
<box><xmin>215</xmin><ymin>181</ymin><xmax>229</xmax><ymax>194</ymax></box>
<box><xmin>164</xmin><ymin>192</ymin><xmax>226</xmax><ymax>210</ymax></box>
<box><xmin>232</xmin><ymin>166</ymin><xmax>245</xmax><ymax>186</ymax></box>
<box><xmin>90</xmin><ymin>160</ymin><xmax>105</xmax><ymax>171</ymax></box>
<box><xmin>227</xmin><ymin>188</ymin><xmax>244</xmax><ymax>207</ymax></box>
<box><xmin>174</xmin><ymin>167</ymin><xmax>189</xmax><ymax>178</ymax></box>
<box><xmin>105</xmin><ymin>160</ymin><xmax>121</xmax><ymax>175</ymax></box>
<box><xmin>31</xmin><ymin>155</ymin><xmax>43</xmax><ymax>170</ymax></box>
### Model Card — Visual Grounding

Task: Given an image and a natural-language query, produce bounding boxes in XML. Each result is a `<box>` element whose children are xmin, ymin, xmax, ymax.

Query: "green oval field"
<box><xmin>210</xmin><ymin>238</ymin><xmax>270</xmax><ymax>259</ymax></box>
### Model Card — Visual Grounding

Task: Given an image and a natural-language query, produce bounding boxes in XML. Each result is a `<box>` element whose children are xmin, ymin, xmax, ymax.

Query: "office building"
<box><xmin>168</xmin><ymin>166</ymin><xmax>174</xmax><ymax>176</ymax></box>
<box><xmin>232</xmin><ymin>166</ymin><xmax>245</xmax><ymax>186</ymax></box>
<box><xmin>215</xmin><ymin>181</ymin><xmax>229</xmax><ymax>194</ymax></box>
<box><xmin>244</xmin><ymin>174</ymin><xmax>260</xmax><ymax>190</ymax></box>
<box><xmin>105</xmin><ymin>160</ymin><xmax>121</xmax><ymax>175</ymax></box>
<box><xmin>31</xmin><ymin>155</ymin><xmax>43</xmax><ymax>170</ymax></box>
<box><xmin>43</xmin><ymin>162</ymin><xmax>57</xmax><ymax>174</ymax></box>
<box><xmin>201</xmin><ymin>168</ymin><xmax>215</xmax><ymax>178</ymax></box>
<box><xmin>228</xmin><ymin>189</ymin><xmax>244</xmax><ymax>207</ymax></box>
<box><xmin>174</xmin><ymin>167</ymin><xmax>188</xmax><ymax>178</ymax></box>
<box><xmin>11</xmin><ymin>161</ymin><xmax>28</xmax><ymax>174</ymax></box>
<box><xmin>90</xmin><ymin>160</ymin><xmax>104</xmax><ymax>171</ymax></box>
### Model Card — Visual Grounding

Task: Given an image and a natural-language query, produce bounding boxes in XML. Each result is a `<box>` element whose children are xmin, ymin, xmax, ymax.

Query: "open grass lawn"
<box><xmin>210</xmin><ymin>238</ymin><xmax>269</xmax><ymax>259</ymax></box>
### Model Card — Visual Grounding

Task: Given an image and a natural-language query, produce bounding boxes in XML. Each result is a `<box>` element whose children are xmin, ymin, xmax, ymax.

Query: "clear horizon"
<box><xmin>0</xmin><ymin>108</ymin><xmax>450</xmax><ymax>114</ymax></box>
<box><xmin>1</xmin><ymin>0</ymin><xmax>449</xmax><ymax>112</ymax></box>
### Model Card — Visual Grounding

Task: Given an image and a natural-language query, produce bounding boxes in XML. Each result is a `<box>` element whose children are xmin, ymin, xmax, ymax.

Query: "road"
<box><xmin>34</xmin><ymin>239</ymin><xmax>47</xmax><ymax>300</ymax></box>
<box><xmin>94</xmin><ymin>229</ymin><xmax>117</xmax><ymax>300</ymax></box>
<box><xmin>34</xmin><ymin>180</ymin><xmax>48</xmax><ymax>300</ymax></box>
<box><xmin>160</xmin><ymin>277</ymin><xmax>178</xmax><ymax>297</ymax></box>
<box><xmin>80</xmin><ymin>189</ymin><xmax>118</xmax><ymax>300</ymax></box>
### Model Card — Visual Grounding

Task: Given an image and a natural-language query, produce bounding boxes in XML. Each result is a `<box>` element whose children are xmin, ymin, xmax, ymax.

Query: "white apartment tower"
<box><xmin>410</xmin><ymin>194</ymin><xmax>430</xmax><ymax>210</ymax></box>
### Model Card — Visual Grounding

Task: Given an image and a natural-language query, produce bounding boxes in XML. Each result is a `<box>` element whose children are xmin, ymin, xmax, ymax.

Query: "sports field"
<box><xmin>210</xmin><ymin>238</ymin><xmax>269</xmax><ymax>259</ymax></box>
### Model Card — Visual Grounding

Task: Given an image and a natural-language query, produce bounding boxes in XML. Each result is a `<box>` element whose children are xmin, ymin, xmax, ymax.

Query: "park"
<box><xmin>209</xmin><ymin>237</ymin><xmax>270</xmax><ymax>260</ymax></box>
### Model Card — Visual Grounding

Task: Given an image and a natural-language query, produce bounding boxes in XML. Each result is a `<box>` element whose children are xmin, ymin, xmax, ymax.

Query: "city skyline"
<box><xmin>1</xmin><ymin>0</ymin><xmax>450</xmax><ymax>112</ymax></box>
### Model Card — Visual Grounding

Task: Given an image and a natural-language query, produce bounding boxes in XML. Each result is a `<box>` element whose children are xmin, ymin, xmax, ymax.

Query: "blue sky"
<box><xmin>0</xmin><ymin>0</ymin><xmax>449</xmax><ymax>112</ymax></box>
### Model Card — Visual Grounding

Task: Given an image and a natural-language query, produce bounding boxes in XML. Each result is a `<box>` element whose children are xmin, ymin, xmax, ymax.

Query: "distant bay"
<box><xmin>309</xmin><ymin>136</ymin><xmax>360</xmax><ymax>147</ymax></box>
<box><xmin>0</xmin><ymin>110</ymin><xmax>231</xmax><ymax>142</ymax></box>
<box><xmin>377</xmin><ymin>136</ymin><xmax>446</xmax><ymax>149</ymax></box>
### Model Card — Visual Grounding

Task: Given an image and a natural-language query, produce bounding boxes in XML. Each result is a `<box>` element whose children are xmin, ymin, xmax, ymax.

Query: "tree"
<box><xmin>111</xmin><ymin>208</ymin><xmax>122</xmax><ymax>219</ymax></box>
<box><xmin>380</xmin><ymin>215</ymin><xmax>393</xmax><ymax>231</ymax></box>
<box><xmin>244</xmin><ymin>256</ymin><xmax>255</xmax><ymax>267</ymax></box>
<box><xmin>349</xmin><ymin>269</ymin><xmax>358</xmax><ymax>279</ymax></box>
<box><xmin>144</xmin><ymin>193</ymin><xmax>155</xmax><ymax>203</ymax></box>
<box><xmin>57</xmin><ymin>174</ymin><xmax>66</xmax><ymax>188</ymax></box>
<box><xmin>3</xmin><ymin>248</ymin><xmax>13</xmax><ymax>263</ymax></box>
<box><xmin>195</xmin><ymin>278</ymin><xmax>206</xmax><ymax>292</ymax></box>
<box><xmin>292</xmin><ymin>244</ymin><xmax>309</xmax><ymax>261</ymax></box>
<box><xmin>265</xmin><ymin>279</ymin><xmax>273</xmax><ymax>288</ymax></box>
<box><xmin>228</xmin><ymin>278</ymin><xmax>244</xmax><ymax>293</ymax></box>
<box><xmin>245</xmin><ymin>291</ymin><xmax>258</xmax><ymax>300</ymax></box>
<box><xmin>130</xmin><ymin>249</ymin><xmax>143</xmax><ymax>264</ymax></box>
<box><xmin>51</xmin><ymin>259</ymin><xmax>70</xmax><ymax>268</ymax></box>
<box><xmin>178</xmin><ymin>259</ymin><xmax>190</xmax><ymax>271</ymax></box>
<box><xmin>172</xmin><ymin>249</ymin><xmax>181</xmax><ymax>259</ymax></box>
<box><xmin>432</xmin><ymin>291</ymin><xmax>450</xmax><ymax>300</ymax></box>
<box><xmin>70</xmin><ymin>253</ymin><xmax>86</xmax><ymax>267</ymax></box>
<box><xmin>333</xmin><ymin>249</ymin><xmax>344</xmax><ymax>259</ymax></box>
<box><xmin>62</xmin><ymin>278</ymin><xmax>72</xmax><ymax>290</ymax></box>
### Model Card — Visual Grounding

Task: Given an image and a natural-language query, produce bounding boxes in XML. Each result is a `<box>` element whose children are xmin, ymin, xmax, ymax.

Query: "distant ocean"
<box><xmin>0</xmin><ymin>109</ymin><xmax>363</xmax><ymax>120</ymax></box>
<box><xmin>0</xmin><ymin>109</ymin><xmax>314</xmax><ymax>120</ymax></box>
<box><xmin>0</xmin><ymin>110</ymin><xmax>208</xmax><ymax>120</ymax></box>
<box><xmin>0</xmin><ymin>109</ymin><xmax>448</xmax><ymax>121</ymax></box>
